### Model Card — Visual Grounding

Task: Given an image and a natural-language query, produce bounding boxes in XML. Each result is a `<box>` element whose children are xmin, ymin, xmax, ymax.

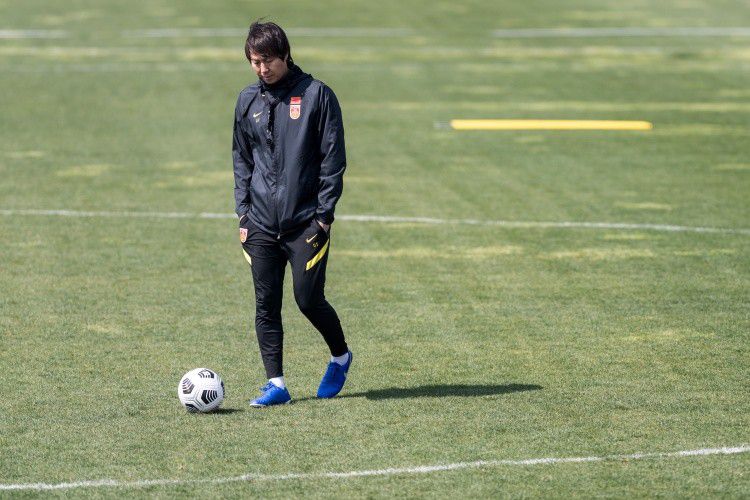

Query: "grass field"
<box><xmin>1</xmin><ymin>0</ymin><xmax>749</xmax><ymax>497</ymax></box>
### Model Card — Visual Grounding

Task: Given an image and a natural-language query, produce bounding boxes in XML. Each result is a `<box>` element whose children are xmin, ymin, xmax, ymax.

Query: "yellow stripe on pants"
<box><xmin>242</xmin><ymin>249</ymin><xmax>252</xmax><ymax>265</ymax></box>
<box><xmin>305</xmin><ymin>239</ymin><xmax>329</xmax><ymax>271</ymax></box>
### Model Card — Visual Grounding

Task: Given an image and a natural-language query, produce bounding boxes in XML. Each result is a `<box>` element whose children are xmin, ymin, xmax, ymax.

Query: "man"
<box><xmin>233</xmin><ymin>21</ymin><xmax>352</xmax><ymax>407</ymax></box>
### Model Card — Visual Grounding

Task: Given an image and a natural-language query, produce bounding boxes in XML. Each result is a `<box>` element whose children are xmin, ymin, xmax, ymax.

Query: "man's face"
<box><xmin>250</xmin><ymin>52</ymin><xmax>289</xmax><ymax>84</ymax></box>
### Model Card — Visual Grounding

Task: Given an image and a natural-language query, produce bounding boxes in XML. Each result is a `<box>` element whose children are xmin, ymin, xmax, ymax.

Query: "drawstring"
<box><xmin>262</xmin><ymin>87</ymin><xmax>297</xmax><ymax>152</ymax></box>
<box><xmin>265</xmin><ymin>98</ymin><xmax>278</xmax><ymax>151</ymax></box>
<box><xmin>259</xmin><ymin>64</ymin><xmax>310</xmax><ymax>152</ymax></box>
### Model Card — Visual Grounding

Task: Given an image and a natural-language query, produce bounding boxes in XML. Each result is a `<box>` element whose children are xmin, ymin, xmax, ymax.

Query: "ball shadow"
<box><xmin>212</xmin><ymin>407</ymin><xmax>244</xmax><ymax>414</ymax></box>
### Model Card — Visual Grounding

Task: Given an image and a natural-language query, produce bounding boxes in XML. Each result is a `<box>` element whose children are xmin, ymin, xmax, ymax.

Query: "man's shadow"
<box><xmin>299</xmin><ymin>383</ymin><xmax>542</xmax><ymax>401</ymax></box>
<box><xmin>216</xmin><ymin>384</ymin><xmax>541</xmax><ymax>409</ymax></box>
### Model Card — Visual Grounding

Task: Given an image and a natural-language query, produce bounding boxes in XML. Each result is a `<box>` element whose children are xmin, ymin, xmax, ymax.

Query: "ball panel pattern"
<box><xmin>181</xmin><ymin>378</ymin><xmax>195</xmax><ymax>394</ymax></box>
<box><xmin>201</xmin><ymin>389</ymin><xmax>219</xmax><ymax>405</ymax></box>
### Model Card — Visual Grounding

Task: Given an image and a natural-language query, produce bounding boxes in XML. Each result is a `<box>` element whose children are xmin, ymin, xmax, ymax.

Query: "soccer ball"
<box><xmin>178</xmin><ymin>368</ymin><xmax>225</xmax><ymax>413</ymax></box>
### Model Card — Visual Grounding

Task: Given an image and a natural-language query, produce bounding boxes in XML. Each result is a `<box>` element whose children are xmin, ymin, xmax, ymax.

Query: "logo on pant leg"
<box><xmin>240</xmin><ymin>227</ymin><xmax>248</xmax><ymax>243</ymax></box>
<box><xmin>305</xmin><ymin>239</ymin><xmax>330</xmax><ymax>271</ymax></box>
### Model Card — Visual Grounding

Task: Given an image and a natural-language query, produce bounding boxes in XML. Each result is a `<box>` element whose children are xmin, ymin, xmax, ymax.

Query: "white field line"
<box><xmin>122</xmin><ymin>27</ymin><xmax>414</xmax><ymax>38</ymax></box>
<box><xmin>0</xmin><ymin>29</ymin><xmax>68</xmax><ymax>39</ymax></box>
<box><xmin>1</xmin><ymin>208</ymin><xmax>749</xmax><ymax>236</ymax></box>
<box><xmin>116</xmin><ymin>26</ymin><xmax>750</xmax><ymax>39</ymax></box>
<box><xmin>0</xmin><ymin>63</ymin><xmax>246</xmax><ymax>74</ymax></box>
<box><xmin>1</xmin><ymin>445</ymin><xmax>748</xmax><ymax>492</ymax></box>
<box><xmin>3</xmin><ymin>27</ymin><xmax>748</xmax><ymax>40</ymax></box>
<box><xmin>492</xmin><ymin>27</ymin><xmax>750</xmax><ymax>38</ymax></box>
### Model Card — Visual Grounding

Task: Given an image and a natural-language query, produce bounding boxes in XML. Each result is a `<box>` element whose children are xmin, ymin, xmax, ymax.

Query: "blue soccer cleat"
<box><xmin>250</xmin><ymin>382</ymin><xmax>291</xmax><ymax>407</ymax></box>
<box><xmin>317</xmin><ymin>351</ymin><xmax>353</xmax><ymax>398</ymax></box>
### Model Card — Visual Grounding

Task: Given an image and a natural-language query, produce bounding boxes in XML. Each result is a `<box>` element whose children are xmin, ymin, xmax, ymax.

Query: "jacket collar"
<box><xmin>259</xmin><ymin>63</ymin><xmax>311</xmax><ymax>99</ymax></box>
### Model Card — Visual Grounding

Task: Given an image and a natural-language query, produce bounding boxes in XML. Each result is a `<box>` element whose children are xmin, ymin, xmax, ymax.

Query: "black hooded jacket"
<box><xmin>232</xmin><ymin>64</ymin><xmax>346</xmax><ymax>237</ymax></box>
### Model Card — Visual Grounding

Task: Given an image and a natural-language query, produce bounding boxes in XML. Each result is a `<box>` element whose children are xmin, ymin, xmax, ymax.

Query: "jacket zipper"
<box><xmin>273</xmin><ymin>116</ymin><xmax>281</xmax><ymax>240</ymax></box>
<box><xmin>264</xmin><ymin>92</ymin><xmax>282</xmax><ymax>239</ymax></box>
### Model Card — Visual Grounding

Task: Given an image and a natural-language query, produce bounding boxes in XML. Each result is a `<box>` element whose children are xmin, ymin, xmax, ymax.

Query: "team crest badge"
<box><xmin>239</xmin><ymin>227</ymin><xmax>248</xmax><ymax>243</ymax></box>
<box><xmin>289</xmin><ymin>96</ymin><xmax>301</xmax><ymax>120</ymax></box>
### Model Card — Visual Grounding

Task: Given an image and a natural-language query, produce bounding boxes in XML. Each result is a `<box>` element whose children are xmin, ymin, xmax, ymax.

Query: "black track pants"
<box><xmin>240</xmin><ymin>216</ymin><xmax>348</xmax><ymax>378</ymax></box>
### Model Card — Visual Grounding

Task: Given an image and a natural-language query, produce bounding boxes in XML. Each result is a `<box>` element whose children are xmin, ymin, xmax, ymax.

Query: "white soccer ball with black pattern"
<box><xmin>178</xmin><ymin>368</ymin><xmax>225</xmax><ymax>413</ymax></box>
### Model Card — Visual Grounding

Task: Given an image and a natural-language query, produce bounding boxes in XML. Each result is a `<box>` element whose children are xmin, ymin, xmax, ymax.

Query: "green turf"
<box><xmin>1</xmin><ymin>0</ymin><xmax>749</xmax><ymax>497</ymax></box>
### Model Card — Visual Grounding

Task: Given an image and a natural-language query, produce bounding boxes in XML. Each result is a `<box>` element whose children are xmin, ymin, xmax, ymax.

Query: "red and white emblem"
<box><xmin>289</xmin><ymin>96</ymin><xmax>301</xmax><ymax>120</ymax></box>
<box><xmin>239</xmin><ymin>227</ymin><xmax>248</xmax><ymax>243</ymax></box>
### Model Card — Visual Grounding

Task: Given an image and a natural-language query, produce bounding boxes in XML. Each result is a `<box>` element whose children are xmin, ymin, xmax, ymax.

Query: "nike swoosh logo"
<box><xmin>306</xmin><ymin>234</ymin><xmax>318</xmax><ymax>244</ymax></box>
<box><xmin>253</xmin><ymin>111</ymin><xmax>263</xmax><ymax>118</ymax></box>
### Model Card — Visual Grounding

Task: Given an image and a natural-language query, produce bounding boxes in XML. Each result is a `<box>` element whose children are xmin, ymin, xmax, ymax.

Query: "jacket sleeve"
<box><xmin>316</xmin><ymin>86</ymin><xmax>346</xmax><ymax>225</ymax></box>
<box><xmin>233</xmin><ymin>97</ymin><xmax>254</xmax><ymax>218</ymax></box>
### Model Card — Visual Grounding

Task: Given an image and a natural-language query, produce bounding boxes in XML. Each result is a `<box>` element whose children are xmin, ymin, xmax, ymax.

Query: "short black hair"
<box><xmin>245</xmin><ymin>21</ymin><xmax>292</xmax><ymax>64</ymax></box>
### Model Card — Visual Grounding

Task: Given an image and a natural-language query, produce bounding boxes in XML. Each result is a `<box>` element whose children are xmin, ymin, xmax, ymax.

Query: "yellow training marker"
<box><xmin>450</xmin><ymin>120</ymin><xmax>653</xmax><ymax>131</ymax></box>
